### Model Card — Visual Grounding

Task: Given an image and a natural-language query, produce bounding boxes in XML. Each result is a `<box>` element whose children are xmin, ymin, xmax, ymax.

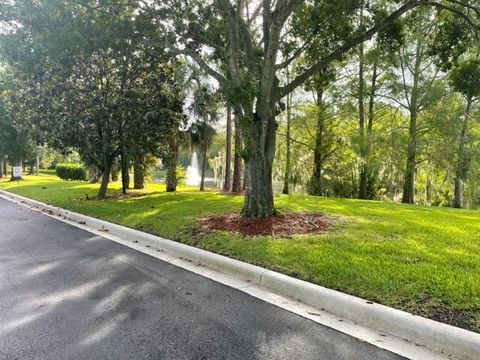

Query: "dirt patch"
<box><xmin>200</xmin><ymin>212</ymin><xmax>331</xmax><ymax>237</ymax></box>
<box><xmin>83</xmin><ymin>192</ymin><xmax>149</xmax><ymax>201</ymax></box>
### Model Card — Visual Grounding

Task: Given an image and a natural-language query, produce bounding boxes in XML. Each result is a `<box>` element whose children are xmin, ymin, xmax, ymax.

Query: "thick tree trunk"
<box><xmin>200</xmin><ymin>149</ymin><xmax>207</xmax><ymax>191</ymax></box>
<box><xmin>358</xmin><ymin>166</ymin><xmax>368</xmax><ymax>199</ymax></box>
<box><xmin>98</xmin><ymin>172</ymin><xmax>110</xmax><ymax>199</ymax></box>
<box><xmin>133</xmin><ymin>155</ymin><xmax>145</xmax><ymax>190</ymax></box>
<box><xmin>454</xmin><ymin>98</ymin><xmax>472</xmax><ymax>209</ymax></box>
<box><xmin>242</xmin><ymin>167</ymin><xmax>247</xmax><ymax>191</ymax></box>
<box><xmin>282</xmin><ymin>92</ymin><xmax>292</xmax><ymax>195</ymax></box>
<box><xmin>309</xmin><ymin>92</ymin><xmax>325</xmax><ymax>196</ymax></box>
<box><xmin>241</xmin><ymin>113</ymin><xmax>276</xmax><ymax>217</ymax></box>
<box><xmin>223</xmin><ymin>105</ymin><xmax>232</xmax><ymax>191</ymax></box>
<box><xmin>0</xmin><ymin>157</ymin><xmax>3</xmax><ymax>178</ymax></box>
<box><xmin>454</xmin><ymin>177</ymin><xmax>462</xmax><ymax>208</ymax></box>
<box><xmin>3</xmin><ymin>159</ymin><xmax>7</xmax><ymax>178</ymax></box>
<box><xmin>232</xmin><ymin>6</ymin><xmax>281</xmax><ymax>216</ymax></box>
<box><xmin>165</xmin><ymin>162</ymin><xmax>177</xmax><ymax>192</ymax></box>
<box><xmin>29</xmin><ymin>162</ymin><xmax>34</xmax><ymax>175</ymax></box>
<box><xmin>98</xmin><ymin>157</ymin><xmax>113</xmax><ymax>199</ymax></box>
<box><xmin>232</xmin><ymin>116</ymin><xmax>243</xmax><ymax>193</ymax></box>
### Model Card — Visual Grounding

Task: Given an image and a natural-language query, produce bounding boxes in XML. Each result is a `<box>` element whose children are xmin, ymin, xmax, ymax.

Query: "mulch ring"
<box><xmin>83</xmin><ymin>192</ymin><xmax>149</xmax><ymax>201</ymax></box>
<box><xmin>200</xmin><ymin>212</ymin><xmax>331</xmax><ymax>237</ymax></box>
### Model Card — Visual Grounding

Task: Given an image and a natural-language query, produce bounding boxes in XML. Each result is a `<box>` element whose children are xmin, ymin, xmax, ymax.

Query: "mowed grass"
<box><xmin>1</xmin><ymin>171</ymin><xmax>479</xmax><ymax>332</ymax></box>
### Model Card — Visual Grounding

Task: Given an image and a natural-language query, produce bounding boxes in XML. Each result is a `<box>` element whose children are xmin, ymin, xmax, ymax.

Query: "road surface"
<box><xmin>0</xmin><ymin>197</ymin><xmax>405</xmax><ymax>360</ymax></box>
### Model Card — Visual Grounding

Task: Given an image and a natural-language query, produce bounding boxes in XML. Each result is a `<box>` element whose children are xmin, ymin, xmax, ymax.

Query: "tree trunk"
<box><xmin>0</xmin><ymin>157</ymin><xmax>4</xmax><ymax>178</ymax></box>
<box><xmin>402</xmin><ymin>112</ymin><xmax>417</xmax><ymax>204</ymax></box>
<box><xmin>35</xmin><ymin>154</ymin><xmax>40</xmax><ymax>175</ymax></box>
<box><xmin>98</xmin><ymin>156</ymin><xmax>113</xmax><ymax>199</ymax></box>
<box><xmin>29</xmin><ymin>162</ymin><xmax>34</xmax><ymax>175</ymax></box>
<box><xmin>309</xmin><ymin>91</ymin><xmax>325</xmax><ymax>196</ymax></box>
<box><xmin>166</xmin><ymin>162</ymin><xmax>177</xmax><ymax>192</ymax></box>
<box><xmin>166</xmin><ymin>161</ymin><xmax>177</xmax><ymax>192</ymax></box>
<box><xmin>125</xmin><ymin>167</ymin><xmax>130</xmax><ymax>189</ymax></box>
<box><xmin>361</xmin><ymin>56</ymin><xmax>379</xmax><ymax>199</ymax></box>
<box><xmin>241</xmin><ymin>113</ymin><xmax>276</xmax><ymax>217</ymax></box>
<box><xmin>2</xmin><ymin>158</ymin><xmax>6</xmax><ymax>178</ymax></box>
<box><xmin>133</xmin><ymin>155</ymin><xmax>145</xmax><ymax>190</ymax></box>
<box><xmin>223</xmin><ymin>105</ymin><xmax>232</xmax><ymax>191</ymax></box>
<box><xmin>357</xmin><ymin>39</ymin><xmax>369</xmax><ymax>200</ymax></box>
<box><xmin>120</xmin><ymin>147</ymin><xmax>129</xmax><ymax>194</ymax></box>
<box><xmin>282</xmin><ymin>91</ymin><xmax>292</xmax><ymax>195</ymax></box>
<box><xmin>200</xmin><ymin>149</ymin><xmax>207</xmax><ymax>191</ymax></box>
<box><xmin>454</xmin><ymin>179</ymin><xmax>462</xmax><ymax>208</ymax></box>
<box><xmin>242</xmin><ymin>166</ymin><xmax>247</xmax><ymax>191</ymax></box>
<box><xmin>454</xmin><ymin>98</ymin><xmax>472</xmax><ymax>209</ymax></box>
<box><xmin>426</xmin><ymin>177</ymin><xmax>432</xmax><ymax>206</ymax></box>
<box><xmin>232</xmin><ymin>112</ymin><xmax>243</xmax><ymax>193</ymax></box>
<box><xmin>401</xmin><ymin>37</ymin><xmax>423</xmax><ymax>205</ymax></box>
<box><xmin>165</xmin><ymin>135</ymin><xmax>178</xmax><ymax>192</ymax></box>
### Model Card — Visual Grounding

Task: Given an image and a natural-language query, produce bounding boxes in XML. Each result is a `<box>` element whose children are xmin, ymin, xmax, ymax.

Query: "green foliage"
<box><xmin>187</xmin><ymin>74</ymin><xmax>219</xmax><ymax>160</ymax></box>
<box><xmin>189</xmin><ymin>122</ymin><xmax>217</xmax><ymax>153</ymax></box>
<box><xmin>429</xmin><ymin>10</ymin><xmax>475</xmax><ymax>71</ymax></box>
<box><xmin>55</xmin><ymin>163</ymin><xmax>87</xmax><ymax>181</ymax></box>
<box><xmin>449</xmin><ymin>58</ymin><xmax>480</xmax><ymax>100</ymax></box>
<box><xmin>0</xmin><ymin>1</ymin><xmax>187</xmax><ymax>197</ymax></box>
<box><xmin>176</xmin><ymin>165</ymin><xmax>186</xmax><ymax>184</ymax></box>
<box><xmin>42</xmin><ymin>149</ymin><xmax>81</xmax><ymax>170</ymax></box>
<box><xmin>0</xmin><ymin>68</ymin><xmax>36</xmax><ymax>163</ymax></box>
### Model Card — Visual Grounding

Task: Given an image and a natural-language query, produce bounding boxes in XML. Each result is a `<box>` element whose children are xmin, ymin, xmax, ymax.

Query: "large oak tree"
<box><xmin>144</xmin><ymin>0</ymin><xmax>479</xmax><ymax>216</ymax></box>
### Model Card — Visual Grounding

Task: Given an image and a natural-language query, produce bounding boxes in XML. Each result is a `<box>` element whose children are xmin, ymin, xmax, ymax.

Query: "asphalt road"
<box><xmin>0</xmin><ymin>197</ymin><xmax>406</xmax><ymax>360</ymax></box>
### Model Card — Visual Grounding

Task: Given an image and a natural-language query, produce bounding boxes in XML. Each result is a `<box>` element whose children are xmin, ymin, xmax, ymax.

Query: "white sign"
<box><xmin>13</xmin><ymin>166</ymin><xmax>22</xmax><ymax>178</ymax></box>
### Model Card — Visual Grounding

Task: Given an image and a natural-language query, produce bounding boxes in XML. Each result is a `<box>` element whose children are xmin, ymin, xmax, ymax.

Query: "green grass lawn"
<box><xmin>1</xmin><ymin>171</ymin><xmax>479</xmax><ymax>332</ymax></box>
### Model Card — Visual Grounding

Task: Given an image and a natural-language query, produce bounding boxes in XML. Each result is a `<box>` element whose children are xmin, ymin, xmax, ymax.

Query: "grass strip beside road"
<box><xmin>1</xmin><ymin>171</ymin><xmax>479</xmax><ymax>333</ymax></box>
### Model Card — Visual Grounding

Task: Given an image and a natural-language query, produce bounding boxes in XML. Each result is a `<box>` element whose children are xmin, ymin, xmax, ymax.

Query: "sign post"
<box><xmin>12</xmin><ymin>166</ymin><xmax>22</xmax><ymax>181</ymax></box>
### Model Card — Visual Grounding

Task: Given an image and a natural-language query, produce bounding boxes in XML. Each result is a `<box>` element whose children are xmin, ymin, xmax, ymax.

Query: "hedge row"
<box><xmin>55</xmin><ymin>163</ymin><xmax>87</xmax><ymax>181</ymax></box>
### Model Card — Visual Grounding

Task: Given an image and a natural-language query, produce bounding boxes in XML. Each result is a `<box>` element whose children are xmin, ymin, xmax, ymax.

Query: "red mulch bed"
<box><xmin>200</xmin><ymin>212</ymin><xmax>331</xmax><ymax>236</ymax></box>
<box><xmin>83</xmin><ymin>192</ymin><xmax>149</xmax><ymax>201</ymax></box>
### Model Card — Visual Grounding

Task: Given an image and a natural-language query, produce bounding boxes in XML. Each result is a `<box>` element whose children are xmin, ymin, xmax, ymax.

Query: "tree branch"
<box><xmin>178</xmin><ymin>48</ymin><xmax>226</xmax><ymax>84</ymax></box>
<box><xmin>277</xmin><ymin>0</ymin><xmax>426</xmax><ymax>100</ymax></box>
<box><xmin>425</xmin><ymin>1</ymin><xmax>480</xmax><ymax>30</ymax></box>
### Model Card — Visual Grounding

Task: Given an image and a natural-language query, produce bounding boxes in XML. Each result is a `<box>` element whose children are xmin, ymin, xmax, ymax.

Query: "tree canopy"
<box><xmin>0</xmin><ymin>0</ymin><xmax>479</xmax><ymax>213</ymax></box>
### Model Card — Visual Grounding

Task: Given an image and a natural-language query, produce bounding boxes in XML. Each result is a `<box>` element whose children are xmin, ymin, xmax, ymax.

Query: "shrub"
<box><xmin>55</xmin><ymin>163</ymin><xmax>87</xmax><ymax>181</ymax></box>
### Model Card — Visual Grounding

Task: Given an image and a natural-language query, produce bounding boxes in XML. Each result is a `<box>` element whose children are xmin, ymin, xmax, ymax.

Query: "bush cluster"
<box><xmin>55</xmin><ymin>163</ymin><xmax>87</xmax><ymax>181</ymax></box>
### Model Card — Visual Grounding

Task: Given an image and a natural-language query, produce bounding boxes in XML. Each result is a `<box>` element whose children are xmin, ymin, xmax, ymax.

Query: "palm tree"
<box><xmin>189</xmin><ymin>121</ymin><xmax>216</xmax><ymax>190</ymax></box>
<box><xmin>188</xmin><ymin>79</ymin><xmax>219</xmax><ymax>190</ymax></box>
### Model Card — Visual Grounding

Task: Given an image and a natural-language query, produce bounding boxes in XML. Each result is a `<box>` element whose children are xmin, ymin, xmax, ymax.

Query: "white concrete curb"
<box><xmin>1</xmin><ymin>189</ymin><xmax>479</xmax><ymax>360</ymax></box>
